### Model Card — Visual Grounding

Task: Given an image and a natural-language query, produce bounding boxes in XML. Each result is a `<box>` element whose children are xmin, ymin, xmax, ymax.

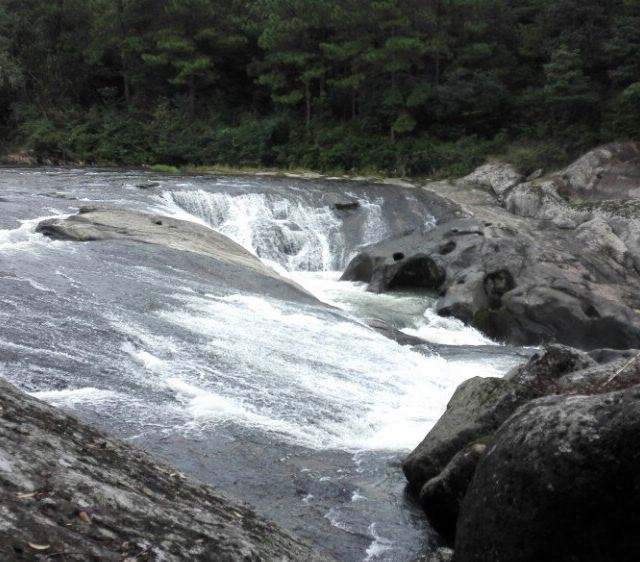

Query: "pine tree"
<box><xmin>543</xmin><ymin>45</ymin><xmax>597</xmax><ymax>127</ymax></box>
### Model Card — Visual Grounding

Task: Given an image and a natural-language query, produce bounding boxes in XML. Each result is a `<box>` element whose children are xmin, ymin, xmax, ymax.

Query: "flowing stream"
<box><xmin>0</xmin><ymin>168</ymin><xmax>527</xmax><ymax>560</ymax></box>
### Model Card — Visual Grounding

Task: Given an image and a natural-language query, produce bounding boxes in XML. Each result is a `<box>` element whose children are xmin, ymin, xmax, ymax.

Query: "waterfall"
<box><xmin>158</xmin><ymin>189</ymin><xmax>390</xmax><ymax>272</ymax></box>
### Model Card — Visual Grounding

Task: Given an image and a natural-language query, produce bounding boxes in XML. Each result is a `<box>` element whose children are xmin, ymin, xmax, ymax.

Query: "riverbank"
<box><xmin>0</xmin><ymin>149</ymin><xmax>418</xmax><ymax>183</ymax></box>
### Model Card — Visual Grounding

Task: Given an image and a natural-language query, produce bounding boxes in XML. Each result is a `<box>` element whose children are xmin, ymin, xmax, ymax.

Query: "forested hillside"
<box><xmin>1</xmin><ymin>0</ymin><xmax>639</xmax><ymax>175</ymax></box>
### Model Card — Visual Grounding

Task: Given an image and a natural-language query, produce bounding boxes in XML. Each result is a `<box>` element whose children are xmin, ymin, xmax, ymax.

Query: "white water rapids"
<box><xmin>0</xmin><ymin>169</ymin><xmax>525</xmax><ymax>560</ymax></box>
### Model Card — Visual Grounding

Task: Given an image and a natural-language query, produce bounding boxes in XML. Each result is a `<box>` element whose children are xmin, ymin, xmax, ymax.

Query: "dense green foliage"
<box><xmin>0</xmin><ymin>0</ymin><xmax>638</xmax><ymax>175</ymax></box>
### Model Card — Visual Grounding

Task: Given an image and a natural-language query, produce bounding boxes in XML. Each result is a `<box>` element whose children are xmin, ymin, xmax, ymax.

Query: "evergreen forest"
<box><xmin>1</xmin><ymin>0</ymin><xmax>639</xmax><ymax>175</ymax></box>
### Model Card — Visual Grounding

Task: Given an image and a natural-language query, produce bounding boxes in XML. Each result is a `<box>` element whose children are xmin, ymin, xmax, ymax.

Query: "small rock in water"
<box><xmin>135</xmin><ymin>181</ymin><xmax>161</xmax><ymax>189</ymax></box>
<box><xmin>334</xmin><ymin>201</ymin><xmax>359</xmax><ymax>211</ymax></box>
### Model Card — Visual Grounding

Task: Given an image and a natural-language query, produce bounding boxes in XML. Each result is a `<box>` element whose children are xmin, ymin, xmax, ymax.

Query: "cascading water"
<box><xmin>0</xmin><ymin>168</ymin><xmax>526</xmax><ymax>561</ymax></box>
<box><xmin>158</xmin><ymin>187</ymin><xmax>394</xmax><ymax>272</ymax></box>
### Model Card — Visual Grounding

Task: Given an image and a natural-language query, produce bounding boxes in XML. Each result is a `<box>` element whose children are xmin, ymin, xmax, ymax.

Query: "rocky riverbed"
<box><xmin>2</xmin><ymin>143</ymin><xmax>639</xmax><ymax>561</ymax></box>
<box><xmin>374</xmin><ymin>142</ymin><xmax>640</xmax><ymax>562</ymax></box>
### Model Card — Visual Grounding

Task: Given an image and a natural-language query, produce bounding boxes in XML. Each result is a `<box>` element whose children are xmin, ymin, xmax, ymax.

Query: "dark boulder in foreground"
<box><xmin>455</xmin><ymin>386</ymin><xmax>640</xmax><ymax>562</ymax></box>
<box><xmin>404</xmin><ymin>345</ymin><xmax>640</xmax><ymax>559</ymax></box>
<box><xmin>0</xmin><ymin>377</ymin><xmax>329</xmax><ymax>561</ymax></box>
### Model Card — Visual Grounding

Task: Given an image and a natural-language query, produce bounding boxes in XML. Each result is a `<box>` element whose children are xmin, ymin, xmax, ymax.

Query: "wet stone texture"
<box><xmin>0</xmin><ymin>377</ymin><xmax>330</xmax><ymax>562</ymax></box>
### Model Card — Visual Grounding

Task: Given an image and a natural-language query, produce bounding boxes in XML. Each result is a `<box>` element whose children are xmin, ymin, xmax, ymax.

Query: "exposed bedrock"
<box><xmin>36</xmin><ymin>208</ymin><xmax>318</xmax><ymax>304</ymax></box>
<box><xmin>342</xmin><ymin>144</ymin><xmax>640</xmax><ymax>350</ymax></box>
<box><xmin>403</xmin><ymin>345</ymin><xmax>640</xmax><ymax>557</ymax></box>
<box><xmin>0</xmin><ymin>377</ymin><xmax>330</xmax><ymax>561</ymax></box>
<box><xmin>341</xmin><ymin>213</ymin><xmax>640</xmax><ymax>349</ymax></box>
<box><xmin>558</xmin><ymin>141</ymin><xmax>640</xmax><ymax>201</ymax></box>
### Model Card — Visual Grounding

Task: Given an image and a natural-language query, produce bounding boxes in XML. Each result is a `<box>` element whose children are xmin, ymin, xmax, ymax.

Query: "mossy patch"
<box><xmin>149</xmin><ymin>164</ymin><xmax>180</xmax><ymax>174</ymax></box>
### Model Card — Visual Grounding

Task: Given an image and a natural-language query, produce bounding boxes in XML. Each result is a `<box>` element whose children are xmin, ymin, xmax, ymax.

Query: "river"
<box><xmin>0</xmin><ymin>167</ymin><xmax>527</xmax><ymax>560</ymax></box>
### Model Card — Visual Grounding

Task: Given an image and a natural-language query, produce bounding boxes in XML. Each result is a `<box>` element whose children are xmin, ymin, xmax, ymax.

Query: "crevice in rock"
<box><xmin>582</xmin><ymin>303</ymin><xmax>601</xmax><ymax>319</ymax></box>
<box><xmin>484</xmin><ymin>269</ymin><xmax>516</xmax><ymax>308</ymax></box>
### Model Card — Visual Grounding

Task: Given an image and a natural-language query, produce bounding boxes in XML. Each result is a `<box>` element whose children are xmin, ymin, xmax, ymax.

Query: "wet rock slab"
<box><xmin>36</xmin><ymin>208</ymin><xmax>317</xmax><ymax>304</ymax></box>
<box><xmin>0</xmin><ymin>377</ymin><xmax>330</xmax><ymax>561</ymax></box>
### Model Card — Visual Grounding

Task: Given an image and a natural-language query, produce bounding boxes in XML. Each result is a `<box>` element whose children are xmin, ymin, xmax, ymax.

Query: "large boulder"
<box><xmin>502</xmin><ymin>180</ymin><xmax>583</xmax><ymax>228</ymax></box>
<box><xmin>557</xmin><ymin>141</ymin><xmax>640</xmax><ymax>201</ymax></box>
<box><xmin>418</xmin><ymin>442</ymin><xmax>488</xmax><ymax>542</ymax></box>
<box><xmin>454</xmin><ymin>385</ymin><xmax>640</xmax><ymax>562</ymax></box>
<box><xmin>463</xmin><ymin>164</ymin><xmax>524</xmax><ymax>199</ymax></box>
<box><xmin>0</xmin><ymin>377</ymin><xmax>330</xmax><ymax>561</ymax></box>
<box><xmin>37</xmin><ymin>208</ymin><xmax>278</xmax><ymax>277</ymax></box>
<box><xmin>342</xmin><ymin>213</ymin><xmax>640</xmax><ymax>349</ymax></box>
<box><xmin>403</xmin><ymin>346</ymin><xmax>594</xmax><ymax>495</ymax></box>
<box><xmin>405</xmin><ymin>345</ymin><xmax>640</xmax><ymax>557</ymax></box>
<box><xmin>402</xmin><ymin>376</ymin><xmax>526</xmax><ymax>495</ymax></box>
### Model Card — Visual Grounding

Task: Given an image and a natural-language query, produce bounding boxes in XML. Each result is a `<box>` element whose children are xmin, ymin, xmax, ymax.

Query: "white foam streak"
<box><xmin>32</xmin><ymin>387</ymin><xmax>122</xmax><ymax>407</ymax></box>
<box><xmin>0</xmin><ymin>213</ymin><xmax>69</xmax><ymax>252</ymax></box>
<box><xmin>402</xmin><ymin>308</ymin><xmax>496</xmax><ymax>346</ymax></box>
<box><xmin>151</xmin><ymin>292</ymin><xmax>505</xmax><ymax>451</ymax></box>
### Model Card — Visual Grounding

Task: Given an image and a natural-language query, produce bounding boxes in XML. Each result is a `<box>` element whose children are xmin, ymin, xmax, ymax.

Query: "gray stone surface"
<box><xmin>342</xmin><ymin>171</ymin><xmax>640</xmax><ymax>349</ymax></box>
<box><xmin>405</xmin><ymin>345</ymin><xmax>640</xmax><ymax>560</ymax></box>
<box><xmin>454</xmin><ymin>385</ymin><xmax>640</xmax><ymax>562</ymax></box>
<box><xmin>418</xmin><ymin>443</ymin><xmax>487</xmax><ymax>542</ymax></box>
<box><xmin>403</xmin><ymin>346</ymin><xmax>594</xmax><ymax>495</ymax></box>
<box><xmin>37</xmin><ymin>209</ymin><xmax>315</xmax><ymax>302</ymax></box>
<box><xmin>558</xmin><ymin>141</ymin><xmax>640</xmax><ymax>200</ymax></box>
<box><xmin>0</xmin><ymin>377</ymin><xmax>330</xmax><ymax>561</ymax></box>
<box><xmin>463</xmin><ymin>164</ymin><xmax>524</xmax><ymax>198</ymax></box>
<box><xmin>402</xmin><ymin>376</ymin><xmax>525</xmax><ymax>494</ymax></box>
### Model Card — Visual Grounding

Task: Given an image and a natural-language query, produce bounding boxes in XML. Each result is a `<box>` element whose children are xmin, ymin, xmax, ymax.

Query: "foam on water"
<box><xmin>156</xmin><ymin>188</ymin><xmax>391</xmax><ymax>272</ymax></box>
<box><xmin>291</xmin><ymin>271</ymin><xmax>495</xmax><ymax>347</ymax></box>
<box><xmin>31</xmin><ymin>387</ymin><xmax>123</xmax><ymax>407</ymax></box>
<box><xmin>364</xmin><ymin>523</ymin><xmax>394</xmax><ymax>561</ymax></box>
<box><xmin>401</xmin><ymin>308</ymin><xmax>495</xmax><ymax>346</ymax></box>
<box><xmin>0</xmin><ymin>214</ymin><xmax>67</xmax><ymax>252</ymax></box>
<box><xmin>122</xmin><ymin>342</ymin><xmax>166</xmax><ymax>371</ymax></box>
<box><xmin>138</xmin><ymin>290</ymin><xmax>505</xmax><ymax>451</ymax></box>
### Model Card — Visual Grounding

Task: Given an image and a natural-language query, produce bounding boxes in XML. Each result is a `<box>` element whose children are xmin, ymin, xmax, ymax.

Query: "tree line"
<box><xmin>0</xmin><ymin>0</ymin><xmax>639</xmax><ymax>175</ymax></box>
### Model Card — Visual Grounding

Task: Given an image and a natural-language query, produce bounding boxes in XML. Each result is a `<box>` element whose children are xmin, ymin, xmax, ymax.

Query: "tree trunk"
<box><xmin>390</xmin><ymin>69</ymin><xmax>397</xmax><ymax>142</ymax></box>
<box><xmin>188</xmin><ymin>75</ymin><xmax>196</xmax><ymax>118</ymax></box>
<box><xmin>305</xmin><ymin>81</ymin><xmax>311</xmax><ymax>129</ymax></box>
<box><xmin>117</xmin><ymin>0</ymin><xmax>131</xmax><ymax>105</ymax></box>
<box><xmin>351</xmin><ymin>87</ymin><xmax>357</xmax><ymax>120</ymax></box>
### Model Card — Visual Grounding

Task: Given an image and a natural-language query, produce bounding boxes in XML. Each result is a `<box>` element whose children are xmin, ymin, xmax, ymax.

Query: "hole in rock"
<box><xmin>342</xmin><ymin>255</ymin><xmax>374</xmax><ymax>283</ymax></box>
<box><xmin>389</xmin><ymin>255</ymin><xmax>446</xmax><ymax>291</ymax></box>
<box><xmin>393</xmin><ymin>252</ymin><xmax>405</xmax><ymax>262</ymax></box>
<box><xmin>583</xmin><ymin>304</ymin><xmax>601</xmax><ymax>319</ymax></box>
<box><xmin>154</xmin><ymin>220</ymin><xmax>163</xmax><ymax>225</ymax></box>
<box><xmin>439</xmin><ymin>241</ymin><xmax>456</xmax><ymax>255</ymax></box>
<box><xmin>484</xmin><ymin>269</ymin><xmax>516</xmax><ymax>308</ymax></box>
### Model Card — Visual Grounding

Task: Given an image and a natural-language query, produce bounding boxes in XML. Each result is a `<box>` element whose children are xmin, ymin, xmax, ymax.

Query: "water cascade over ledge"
<box><xmin>0</xmin><ymin>168</ymin><xmax>525</xmax><ymax>560</ymax></box>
